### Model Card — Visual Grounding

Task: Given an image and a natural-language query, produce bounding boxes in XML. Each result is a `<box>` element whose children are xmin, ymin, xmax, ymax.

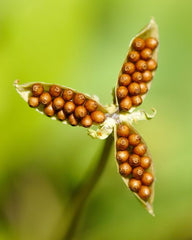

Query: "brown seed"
<box><xmin>32</xmin><ymin>83</ymin><xmax>44</xmax><ymax>96</ymax></box>
<box><xmin>117</xmin><ymin>86</ymin><xmax>128</xmax><ymax>99</ymax></box>
<box><xmin>117</xmin><ymin>124</ymin><xmax>129</xmax><ymax>137</ymax></box>
<box><xmin>119</xmin><ymin>74</ymin><xmax>131</xmax><ymax>86</ymax></box>
<box><xmin>133</xmin><ymin>143</ymin><xmax>147</xmax><ymax>156</ymax></box>
<box><xmin>49</xmin><ymin>85</ymin><xmax>62</xmax><ymax>97</ymax></box>
<box><xmin>28</xmin><ymin>96</ymin><xmax>40</xmax><ymax>108</ymax></box>
<box><xmin>128</xmin><ymin>154</ymin><xmax>140</xmax><ymax>167</ymax></box>
<box><xmin>123</xmin><ymin>62</ymin><xmax>135</xmax><ymax>75</ymax></box>
<box><xmin>128</xmin><ymin>50</ymin><xmax>140</xmax><ymax>62</ymax></box>
<box><xmin>132</xmin><ymin>72</ymin><xmax>143</xmax><ymax>82</ymax></box>
<box><xmin>128</xmin><ymin>134</ymin><xmax>141</xmax><ymax>146</ymax></box>
<box><xmin>136</xmin><ymin>60</ymin><xmax>147</xmax><ymax>72</ymax></box>
<box><xmin>44</xmin><ymin>102</ymin><xmax>55</xmax><ymax>117</ymax></box>
<box><xmin>131</xmin><ymin>95</ymin><xmax>142</xmax><ymax>106</ymax></box>
<box><xmin>132</xmin><ymin>166</ymin><xmax>144</xmax><ymax>179</ymax></box>
<box><xmin>138</xmin><ymin>185</ymin><xmax>151</xmax><ymax>200</ymax></box>
<box><xmin>57</xmin><ymin>110</ymin><xmax>66</xmax><ymax>121</ymax></box>
<box><xmin>119</xmin><ymin>96</ymin><xmax>132</xmax><ymax>111</ymax></box>
<box><xmin>53</xmin><ymin>97</ymin><xmax>65</xmax><ymax>110</ymax></box>
<box><xmin>116</xmin><ymin>151</ymin><xmax>129</xmax><ymax>163</ymax></box>
<box><xmin>116</xmin><ymin>137</ymin><xmax>129</xmax><ymax>150</ymax></box>
<box><xmin>140</xmin><ymin>48</ymin><xmax>152</xmax><ymax>60</ymax></box>
<box><xmin>91</xmin><ymin>111</ymin><xmax>105</xmax><ymax>123</ymax></box>
<box><xmin>64</xmin><ymin>101</ymin><xmax>76</xmax><ymax>114</ymax></box>
<box><xmin>147</xmin><ymin>59</ymin><xmax>157</xmax><ymax>71</ymax></box>
<box><xmin>140</xmin><ymin>156</ymin><xmax>151</xmax><ymax>169</ymax></box>
<box><xmin>142</xmin><ymin>70</ymin><xmax>153</xmax><ymax>82</ymax></box>
<box><xmin>145</xmin><ymin>37</ymin><xmax>158</xmax><ymax>50</ymax></box>
<box><xmin>132</xmin><ymin>38</ymin><xmax>145</xmax><ymax>51</ymax></box>
<box><xmin>119</xmin><ymin>163</ymin><xmax>132</xmax><ymax>177</ymax></box>
<box><xmin>62</xmin><ymin>89</ymin><xmax>74</xmax><ymax>101</ymax></box>
<box><xmin>74</xmin><ymin>106</ymin><xmax>87</xmax><ymax>119</ymax></box>
<box><xmin>85</xmin><ymin>99</ymin><xmax>98</xmax><ymax>112</ymax></box>
<box><xmin>128</xmin><ymin>82</ymin><xmax>141</xmax><ymax>95</ymax></box>
<box><xmin>73</xmin><ymin>93</ymin><xmax>86</xmax><ymax>105</ymax></box>
<box><xmin>40</xmin><ymin>92</ymin><xmax>52</xmax><ymax>105</ymax></box>
<box><xmin>68</xmin><ymin>113</ymin><xmax>78</xmax><ymax>126</ymax></box>
<box><xmin>81</xmin><ymin>115</ymin><xmax>93</xmax><ymax>128</ymax></box>
<box><xmin>141</xmin><ymin>172</ymin><xmax>154</xmax><ymax>186</ymax></box>
<box><xmin>140</xmin><ymin>82</ymin><xmax>148</xmax><ymax>94</ymax></box>
<box><xmin>129</xmin><ymin>178</ymin><xmax>142</xmax><ymax>192</ymax></box>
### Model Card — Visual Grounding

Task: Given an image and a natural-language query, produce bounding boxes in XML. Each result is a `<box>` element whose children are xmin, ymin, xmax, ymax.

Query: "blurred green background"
<box><xmin>0</xmin><ymin>0</ymin><xmax>192</xmax><ymax>239</ymax></box>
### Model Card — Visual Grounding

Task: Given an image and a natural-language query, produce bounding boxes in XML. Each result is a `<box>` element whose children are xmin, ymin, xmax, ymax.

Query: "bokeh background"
<box><xmin>0</xmin><ymin>0</ymin><xmax>192</xmax><ymax>239</ymax></box>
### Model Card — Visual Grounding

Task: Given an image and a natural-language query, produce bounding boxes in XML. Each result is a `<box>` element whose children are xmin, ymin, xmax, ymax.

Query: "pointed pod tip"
<box><xmin>146</xmin><ymin>202</ymin><xmax>155</xmax><ymax>216</ymax></box>
<box><xmin>14</xmin><ymin>79</ymin><xmax>20</xmax><ymax>87</ymax></box>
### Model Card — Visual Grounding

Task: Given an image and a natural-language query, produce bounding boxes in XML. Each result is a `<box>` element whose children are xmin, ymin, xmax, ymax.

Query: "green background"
<box><xmin>0</xmin><ymin>0</ymin><xmax>192</xmax><ymax>239</ymax></box>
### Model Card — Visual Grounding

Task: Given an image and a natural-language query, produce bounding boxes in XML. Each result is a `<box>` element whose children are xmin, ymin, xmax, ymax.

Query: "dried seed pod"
<box><xmin>131</xmin><ymin>95</ymin><xmax>142</xmax><ymax>106</ymax></box>
<box><xmin>74</xmin><ymin>106</ymin><xmax>87</xmax><ymax>119</ymax></box>
<box><xmin>129</xmin><ymin>154</ymin><xmax>140</xmax><ymax>167</ymax></box>
<box><xmin>116</xmin><ymin>137</ymin><xmax>129</xmax><ymax>150</ymax></box>
<box><xmin>140</xmin><ymin>156</ymin><xmax>151</xmax><ymax>169</ymax></box>
<box><xmin>117</xmin><ymin>124</ymin><xmax>129</xmax><ymax>137</ymax></box>
<box><xmin>119</xmin><ymin>163</ymin><xmax>132</xmax><ymax>177</ymax></box>
<box><xmin>64</xmin><ymin>101</ymin><xmax>76</xmax><ymax>114</ymax></box>
<box><xmin>62</xmin><ymin>89</ymin><xmax>74</xmax><ymax>101</ymax></box>
<box><xmin>132</xmin><ymin>38</ymin><xmax>145</xmax><ymax>51</ymax></box>
<box><xmin>139</xmin><ymin>82</ymin><xmax>148</xmax><ymax>94</ymax></box>
<box><xmin>49</xmin><ymin>85</ymin><xmax>62</xmax><ymax>97</ymax></box>
<box><xmin>123</xmin><ymin>62</ymin><xmax>135</xmax><ymax>75</ymax></box>
<box><xmin>53</xmin><ymin>97</ymin><xmax>65</xmax><ymax>110</ymax></box>
<box><xmin>136</xmin><ymin>60</ymin><xmax>147</xmax><ymax>72</ymax></box>
<box><xmin>138</xmin><ymin>186</ymin><xmax>151</xmax><ymax>200</ymax></box>
<box><xmin>140</xmin><ymin>48</ymin><xmax>152</xmax><ymax>60</ymax></box>
<box><xmin>128</xmin><ymin>82</ymin><xmax>141</xmax><ymax>96</ymax></box>
<box><xmin>116</xmin><ymin>150</ymin><xmax>129</xmax><ymax>163</ymax></box>
<box><xmin>40</xmin><ymin>92</ymin><xmax>52</xmax><ymax>105</ymax></box>
<box><xmin>145</xmin><ymin>37</ymin><xmax>158</xmax><ymax>50</ymax></box>
<box><xmin>57</xmin><ymin>110</ymin><xmax>66</xmax><ymax>121</ymax></box>
<box><xmin>142</xmin><ymin>70</ymin><xmax>153</xmax><ymax>82</ymax></box>
<box><xmin>85</xmin><ymin>99</ymin><xmax>98</xmax><ymax>112</ymax></box>
<box><xmin>119</xmin><ymin>74</ymin><xmax>131</xmax><ymax>86</ymax></box>
<box><xmin>44</xmin><ymin>102</ymin><xmax>55</xmax><ymax>117</ymax></box>
<box><xmin>128</xmin><ymin>134</ymin><xmax>141</xmax><ymax>146</ymax></box>
<box><xmin>117</xmin><ymin>86</ymin><xmax>128</xmax><ymax>99</ymax></box>
<box><xmin>132</xmin><ymin>72</ymin><xmax>143</xmax><ymax>82</ymax></box>
<box><xmin>28</xmin><ymin>96</ymin><xmax>40</xmax><ymax>108</ymax></box>
<box><xmin>119</xmin><ymin>96</ymin><xmax>132</xmax><ymax>111</ymax></box>
<box><xmin>32</xmin><ymin>83</ymin><xmax>44</xmax><ymax>96</ymax></box>
<box><xmin>73</xmin><ymin>93</ymin><xmax>86</xmax><ymax>105</ymax></box>
<box><xmin>141</xmin><ymin>172</ymin><xmax>154</xmax><ymax>186</ymax></box>
<box><xmin>81</xmin><ymin>115</ymin><xmax>93</xmax><ymax>128</ymax></box>
<box><xmin>68</xmin><ymin>113</ymin><xmax>78</xmax><ymax>126</ymax></box>
<box><xmin>133</xmin><ymin>143</ymin><xmax>147</xmax><ymax>156</ymax></box>
<box><xmin>147</xmin><ymin>59</ymin><xmax>157</xmax><ymax>71</ymax></box>
<box><xmin>129</xmin><ymin>178</ymin><xmax>142</xmax><ymax>192</ymax></box>
<box><xmin>91</xmin><ymin>111</ymin><xmax>105</xmax><ymax>123</ymax></box>
<box><xmin>128</xmin><ymin>50</ymin><xmax>140</xmax><ymax>62</ymax></box>
<box><xmin>132</xmin><ymin>166</ymin><xmax>144</xmax><ymax>179</ymax></box>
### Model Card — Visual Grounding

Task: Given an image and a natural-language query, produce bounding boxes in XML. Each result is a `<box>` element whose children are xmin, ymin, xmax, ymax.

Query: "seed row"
<box><xmin>28</xmin><ymin>84</ymin><xmax>106</xmax><ymax>127</ymax></box>
<box><xmin>117</xmin><ymin>37</ymin><xmax>158</xmax><ymax>111</ymax></box>
<box><xmin>116</xmin><ymin>124</ymin><xmax>154</xmax><ymax>201</ymax></box>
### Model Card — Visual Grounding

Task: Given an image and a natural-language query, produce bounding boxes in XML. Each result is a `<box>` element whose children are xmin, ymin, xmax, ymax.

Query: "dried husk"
<box><xmin>115</xmin><ymin>18</ymin><xmax>159</xmax><ymax>113</ymax></box>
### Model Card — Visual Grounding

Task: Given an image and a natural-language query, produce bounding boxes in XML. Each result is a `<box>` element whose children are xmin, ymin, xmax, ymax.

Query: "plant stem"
<box><xmin>61</xmin><ymin>135</ymin><xmax>113</xmax><ymax>240</ymax></box>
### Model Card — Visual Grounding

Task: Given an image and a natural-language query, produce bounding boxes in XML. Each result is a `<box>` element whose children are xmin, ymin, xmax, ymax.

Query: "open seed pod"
<box><xmin>115</xmin><ymin>18</ymin><xmax>159</xmax><ymax>113</ymax></box>
<box><xmin>114</xmin><ymin>122</ymin><xmax>155</xmax><ymax>215</ymax></box>
<box><xmin>14</xmin><ymin>80</ymin><xmax>108</xmax><ymax>128</ymax></box>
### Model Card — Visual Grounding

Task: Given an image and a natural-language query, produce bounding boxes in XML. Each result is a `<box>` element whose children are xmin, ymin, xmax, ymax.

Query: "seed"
<box><xmin>53</xmin><ymin>97</ymin><xmax>65</xmax><ymax>110</ymax></box>
<box><xmin>128</xmin><ymin>154</ymin><xmax>140</xmax><ymax>167</ymax></box>
<box><xmin>138</xmin><ymin>186</ymin><xmax>151</xmax><ymax>200</ymax></box>
<box><xmin>73</xmin><ymin>93</ymin><xmax>86</xmax><ymax>105</ymax></box>
<box><xmin>119</xmin><ymin>96</ymin><xmax>132</xmax><ymax>111</ymax></box>
<box><xmin>119</xmin><ymin>163</ymin><xmax>132</xmax><ymax>177</ymax></box>
<box><xmin>142</xmin><ymin>70</ymin><xmax>153</xmax><ymax>82</ymax></box>
<box><xmin>116</xmin><ymin>137</ymin><xmax>129</xmax><ymax>150</ymax></box>
<box><xmin>117</xmin><ymin>124</ymin><xmax>130</xmax><ymax>137</ymax></box>
<box><xmin>132</xmin><ymin>166</ymin><xmax>144</xmax><ymax>179</ymax></box>
<box><xmin>116</xmin><ymin>150</ymin><xmax>129</xmax><ymax>163</ymax></box>
<box><xmin>85</xmin><ymin>99</ymin><xmax>98</xmax><ymax>112</ymax></box>
<box><xmin>133</xmin><ymin>143</ymin><xmax>147</xmax><ymax>156</ymax></box>
<box><xmin>119</xmin><ymin>74</ymin><xmax>131</xmax><ymax>86</ymax></box>
<box><xmin>40</xmin><ymin>92</ymin><xmax>52</xmax><ymax>105</ymax></box>
<box><xmin>28</xmin><ymin>96</ymin><xmax>40</xmax><ymax>108</ymax></box>
<box><xmin>91</xmin><ymin>111</ymin><xmax>105</xmax><ymax>123</ymax></box>
<box><xmin>116</xmin><ymin>86</ymin><xmax>128</xmax><ymax>99</ymax></box>
<box><xmin>147</xmin><ymin>59</ymin><xmax>157</xmax><ymax>71</ymax></box>
<box><xmin>57</xmin><ymin>110</ymin><xmax>66</xmax><ymax>121</ymax></box>
<box><xmin>141</xmin><ymin>172</ymin><xmax>154</xmax><ymax>186</ymax></box>
<box><xmin>81</xmin><ymin>115</ymin><xmax>93</xmax><ymax>128</ymax></box>
<box><xmin>62</xmin><ymin>89</ymin><xmax>74</xmax><ymax>101</ymax></box>
<box><xmin>140</xmin><ymin>156</ymin><xmax>151</xmax><ymax>169</ymax></box>
<box><xmin>129</xmin><ymin>178</ymin><xmax>142</xmax><ymax>192</ymax></box>
<box><xmin>145</xmin><ymin>37</ymin><xmax>158</xmax><ymax>50</ymax></box>
<box><xmin>132</xmin><ymin>72</ymin><xmax>143</xmax><ymax>82</ymax></box>
<box><xmin>140</xmin><ymin>48</ymin><xmax>152</xmax><ymax>60</ymax></box>
<box><xmin>32</xmin><ymin>83</ymin><xmax>44</xmax><ymax>96</ymax></box>
<box><xmin>44</xmin><ymin>102</ymin><xmax>55</xmax><ymax>117</ymax></box>
<box><xmin>49</xmin><ymin>85</ymin><xmax>62</xmax><ymax>97</ymax></box>
<box><xmin>139</xmin><ymin>82</ymin><xmax>148</xmax><ymax>94</ymax></box>
<box><xmin>131</xmin><ymin>95</ymin><xmax>142</xmax><ymax>106</ymax></box>
<box><xmin>128</xmin><ymin>134</ymin><xmax>141</xmax><ymax>146</ymax></box>
<box><xmin>136</xmin><ymin>60</ymin><xmax>147</xmax><ymax>72</ymax></box>
<box><xmin>128</xmin><ymin>82</ymin><xmax>141</xmax><ymax>95</ymax></box>
<box><xmin>68</xmin><ymin>113</ymin><xmax>78</xmax><ymax>126</ymax></box>
<box><xmin>64</xmin><ymin>101</ymin><xmax>76</xmax><ymax>114</ymax></box>
<box><xmin>74</xmin><ymin>106</ymin><xmax>87</xmax><ymax>119</ymax></box>
<box><xmin>128</xmin><ymin>50</ymin><xmax>140</xmax><ymax>62</ymax></box>
<box><xmin>123</xmin><ymin>62</ymin><xmax>135</xmax><ymax>75</ymax></box>
<box><xmin>132</xmin><ymin>38</ymin><xmax>145</xmax><ymax>51</ymax></box>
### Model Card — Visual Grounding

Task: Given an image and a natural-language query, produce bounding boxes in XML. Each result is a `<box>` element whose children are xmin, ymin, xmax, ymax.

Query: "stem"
<box><xmin>61</xmin><ymin>135</ymin><xmax>113</xmax><ymax>240</ymax></box>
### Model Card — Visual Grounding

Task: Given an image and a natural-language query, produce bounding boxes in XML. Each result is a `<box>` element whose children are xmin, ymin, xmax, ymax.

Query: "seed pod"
<box><xmin>81</xmin><ymin>115</ymin><xmax>93</xmax><ymax>128</ymax></box>
<box><xmin>91</xmin><ymin>111</ymin><xmax>105</xmax><ymax>123</ymax></box>
<box><xmin>117</xmin><ymin>86</ymin><xmax>128</xmax><ymax>99</ymax></box>
<box><xmin>32</xmin><ymin>83</ymin><xmax>44</xmax><ymax>96</ymax></box>
<box><xmin>116</xmin><ymin>150</ymin><xmax>129</xmax><ymax>163</ymax></box>
<box><xmin>119</xmin><ymin>163</ymin><xmax>132</xmax><ymax>177</ymax></box>
<box><xmin>28</xmin><ymin>96</ymin><xmax>40</xmax><ymax>108</ymax></box>
<box><xmin>49</xmin><ymin>85</ymin><xmax>62</xmax><ymax>97</ymax></box>
<box><xmin>129</xmin><ymin>154</ymin><xmax>140</xmax><ymax>167</ymax></box>
<box><xmin>40</xmin><ymin>92</ymin><xmax>52</xmax><ymax>105</ymax></box>
<box><xmin>116</xmin><ymin>137</ymin><xmax>129</xmax><ymax>150</ymax></box>
<box><xmin>129</xmin><ymin>178</ymin><xmax>142</xmax><ymax>192</ymax></box>
<box><xmin>73</xmin><ymin>93</ymin><xmax>86</xmax><ymax>105</ymax></box>
<box><xmin>62</xmin><ymin>89</ymin><xmax>74</xmax><ymax>101</ymax></box>
<box><xmin>117</xmin><ymin>124</ymin><xmax>129</xmax><ymax>137</ymax></box>
<box><xmin>53</xmin><ymin>97</ymin><xmax>65</xmax><ymax>110</ymax></box>
<box><xmin>74</xmin><ymin>106</ymin><xmax>87</xmax><ymax>119</ymax></box>
<box><xmin>44</xmin><ymin>102</ymin><xmax>55</xmax><ymax>117</ymax></box>
<box><xmin>119</xmin><ymin>74</ymin><xmax>131</xmax><ymax>86</ymax></box>
<box><xmin>85</xmin><ymin>99</ymin><xmax>98</xmax><ymax>112</ymax></box>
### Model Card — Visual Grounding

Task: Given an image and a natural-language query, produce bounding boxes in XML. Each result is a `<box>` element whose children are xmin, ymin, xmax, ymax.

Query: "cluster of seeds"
<box><xmin>117</xmin><ymin>37</ymin><xmax>158</xmax><ymax>111</ymax></box>
<box><xmin>116</xmin><ymin>124</ymin><xmax>153</xmax><ymax>201</ymax></box>
<box><xmin>28</xmin><ymin>84</ymin><xmax>106</xmax><ymax>127</ymax></box>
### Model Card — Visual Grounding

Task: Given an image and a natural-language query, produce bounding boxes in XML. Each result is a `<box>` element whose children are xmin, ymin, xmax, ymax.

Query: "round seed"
<box><xmin>44</xmin><ymin>102</ymin><xmax>55</xmax><ymax>117</ymax></box>
<box><xmin>138</xmin><ymin>185</ymin><xmax>151</xmax><ymax>200</ymax></box>
<box><xmin>141</xmin><ymin>172</ymin><xmax>154</xmax><ymax>186</ymax></box>
<box><xmin>53</xmin><ymin>97</ymin><xmax>65</xmax><ymax>110</ymax></box>
<box><xmin>81</xmin><ymin>115</ymin><xmax>93</xmax><ymax>128</ymax></box>
<box><xmin>142</xmin><ymin>70</ymin><xmax>153</xmax><ymax>82</ymax></box>
<box><xmin>128</xmin><ymin>50</ymin><xmax>140</xmax><ymax>62</ymax></box>
<box><xmin>131</xmin><ymin>95</ymin><xmax>142</xmax><ymax>106</ymax></box>
<box><xmin>132</xmin><ymin>38</ymin><xmax>145</xmax><ymax>51</ymax></box>
<box><xmin>123</xmin><ymin>62</ymin><xmax>135</xmax><ymax>75</ymax></box>
<box><xmin>68</xmin><ymin>114</ymin><xmax>78</xmax><ymax>126</ymax></box>
<box><xmin>145</xmin><ymin>37</ymin><xmax>158</xmax><ymax>50</ymax></box>
<box><xmin>132</xmin><ymin>166</ymin><xmax>144</xmax><ymax>179</ymax></box>
<box><xmin>40</xmin><ymin>92</ymin><xmax>52</xmax><ymax>105</ymax></box>
<box><xmin>129</xmin><ymin>178</ymin><xmax>142</xmax><ymax>192</ymax></box>
<box><xmin>116</xmin><ymin>86</ymin><xmax>128</xmax><ymax>99</ymax></box>
<box><xmin>128</xmin><ymin>134</ymin><xmax>141</xmax><ymax>146</ymax></box>
<box><xmin>57</xmin><ymin>110</ymin><xmax>66</xmax><ymax>121</ymax></box>
<box><xmin>28</xmin><ymin>96</ymin><xmax>40</xmax><ymax>108</ymax></box>
<box><xmin>49</xmin><ymin>85</ymin><xmax>62</xmax><ymax>97</ymax></box>
<box><xmin>116</xmin><ymin>137</ymin><xmax>129</xmax><ymax>150</ymax></box>
<box><xmin>62</xmin><ymin>89</ymin><xmax>74</xmax><ymax>101</ymax></box>
<box><xmin>133</xmin><ymin>143</ymin><xmax>147</xmax><ymax>156</ymax></box>
<box><xmin>73</xmin><ymin>93</ymin><xmax>85</xmax><ymax>105</ymax></box>
<box><xmin>119</xmin><ymin>74</ymin><xmax>131</xmax><ymax>86</ymax></box>
<box><xmin>74</xmin><ymin>106</ymin><xmax>87</xmax><ymax>119</ymax></box>
<box><xmin>85</xmin><ymin>99</ymin><xmax>98</xmax><ymax>112</ymax></box>
<box><xmin>140</xmin><ymin>48</ymin><xmax>152</xmax><ymax>60</ymax></box>
<box><xmin>132</xmin><ymin>72</ymin><xmax>143</xmax><ymax>82</ymax></box>
<box><xmin>119</xmin><ymin>96</ymin><xmax>132</xmax><ymax>111</ymax></box>
<box><xmin>140</xmin><ymin>156</ymin><xmax>151</xmax><ymax>169</ymax></box>
<box><xmin>117</xmin><ymin>124</ymin><xmax>129</xmax><ymax>137</ymax></box>
<box><xmin>147</xmin><ymin>59</ymin><xmax>157</xmax><ymax>71</ymax></box>
<box><xmin>129</xmin><ymin>154</ymin><xmax>140</xmax><ymax>167</ymax></box>
<box><xmin>91</xmin><ymin>111</ymin><xmax>105</xmax><ymax>123</ymax></box>
<box><xmin>119</xmin><ymin>163</ymin><xmax>132</xmax><ymax>177</ymax></box>
<box><xmin>32</xmin><ymin>83</ymin><xmax>44</xmax><ymax>96</ymax></box>
<box><xmin>140</xmin><ymin>82</ymin><xmax>148</xmax><ymax>94</ymax></box>
<box><xmin>128</xmin><ymin>82</ymin><xmax>141</xmax><ymax>95</ymax></box>
<box><xmin>116</xmin><ymin>150</ymin><xmax>129</xmax><ymax>163</ymax></box>
<box><xmin>136</xmin><ymin>60</ymin><xmax>147</xmax><ymax>72</ymax></box>
<box><xmin>64</xmin><ymin>101</ymin><xmax>76</xmax><ymax>114</ymax></box>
